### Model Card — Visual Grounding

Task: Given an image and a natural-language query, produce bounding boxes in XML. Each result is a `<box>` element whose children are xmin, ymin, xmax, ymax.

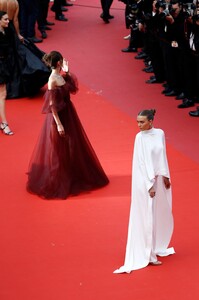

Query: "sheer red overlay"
<box><xmin>27</xmin><ymin>74</ymin><xmax>109</xmax><ymax>199</ymax></box>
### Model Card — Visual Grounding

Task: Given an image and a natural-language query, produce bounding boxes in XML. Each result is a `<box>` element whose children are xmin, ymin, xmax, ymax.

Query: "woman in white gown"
<box><xmin>114</xmin><ymin>109</ymin><xmax>175</xmax><ymax>274</ymax></box>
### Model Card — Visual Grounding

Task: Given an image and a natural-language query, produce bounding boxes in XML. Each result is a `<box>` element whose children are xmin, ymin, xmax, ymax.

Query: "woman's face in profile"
<box><xmin>137</xmin><ymin>116</ymin><xmax>152</xmax><ymax>131</ymax></box>
<box><xmin>0</xmin><ymin>14</ymin><xmax>9</xmax><ymax>28</ymax></box>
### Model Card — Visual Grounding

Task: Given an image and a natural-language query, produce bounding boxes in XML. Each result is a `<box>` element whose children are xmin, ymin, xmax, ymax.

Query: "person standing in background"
<box><xmin>0</xmin><ymin>0</ymin><xmax>23</xmax><ymax>40</ymax></box>
<box><xmin>0</xmin><ymin>11</ymin><xmax>14</xmax><ymax>135</ymax></box>
<box><xmin>100</xmin><ymin>0</ymin><xmax>114</xmax><ymax>23</ymax></box>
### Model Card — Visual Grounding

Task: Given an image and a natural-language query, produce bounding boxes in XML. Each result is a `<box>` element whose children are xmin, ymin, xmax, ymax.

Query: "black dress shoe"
<box><xmin>100</xmin><ymin>13</ymin><xmax>114</xmax><ymax>19</ymax></box>
<box><xmin>100</xmin><ymin>14</ymin><xmax>109</xmax><ymax>23</ymax></box>
<box><xmin>178</xmin><ymin>98</ymin><xmax>195</xmax><ymax>108</ymax></box>
<box><xmin>175</xmin><ymin>92</ymin><xmax>185</xmax><ymax>100</ymax></box>
<box><xmin>102</xmin><ymin>17</ymin><xmax>110</xmax><ymax>23</ymax></box>
<box><xmin>44</xmin><ymin>26</ymin><xmax>52</xmax><ymax>30</ymax></box>
<box><xmin>55</xmin><ymin>15</ymin><xmax>68</xmax><ymax>21</ymax></box>
<box><xmin>41</xmin><ymin>30</ymin><xmax>47</xmax><ymax>39</ymax></box>
<box><xmin>61</xmin><ymin>6</ymin><xmax>68</xmax><ymax>11</ymax></box>
<box><xmin>162</xmin><ymin>87</ymin><xmax>172</xmax><ymax>94</ymax></box>
<box><xmin>28</xmin><ymin>36</ymin><xmax>43</xmax><ymax>43</ymax></box>
<box><xmin>145</xmin><ymin>76</ymin><xmax>163</xmax><ymax>83</ymax></box>
<box><xmin>164</xmin><ymin>90</ymin><xmax>177</xmax><ymax>97</ymax></box>
<box><xmin>121</xmin><ymin>47</ymin><xmax>137</xmax><ymax>53</ymax></box>
<box><xmin>135</xmin><ymin>53</ymin><xmax>147</xmax><ymax>59</ymax></box>
<box><xmin>189</xmin><ymin>106</ymin><xmax>199</xmax><ymax>117</ymax></box>
<box><xmin>146</xmin><ymin>77</ymin><xmax>160</xmax><ymax>84</ymax></box>
<box><xmin>45</xmin><ymin>21</ymin><xmax>55</xmax><ymax>26</ymax></box>
<box><xmin>143</xmin><ymin>66</ymin><xmax>154</xmax><ymax>73</ymax></box>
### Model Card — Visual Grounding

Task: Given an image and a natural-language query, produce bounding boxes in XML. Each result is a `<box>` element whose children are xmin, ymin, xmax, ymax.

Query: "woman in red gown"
<box><xmin>27</xmin><ymin>51</ymin><xmax>109</xmax><ymax>199</ymax></box>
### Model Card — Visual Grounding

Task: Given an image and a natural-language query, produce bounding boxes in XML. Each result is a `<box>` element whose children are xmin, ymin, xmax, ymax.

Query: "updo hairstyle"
<box><xmin>138</xmin><ymin>109</ymin><xmax>156</xmax><ymax>120</ymax></box>
<box><xmin>43</xmin><ymin>51</ymin><xmax>63</xmax><ymax>69</ymax></box>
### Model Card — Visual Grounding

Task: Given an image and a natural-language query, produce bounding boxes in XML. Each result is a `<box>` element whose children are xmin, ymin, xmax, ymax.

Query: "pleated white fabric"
<box><xmin>114</xmin><ymin>128</ymin><xmax>175</xmax><ymax>274</ymax></box>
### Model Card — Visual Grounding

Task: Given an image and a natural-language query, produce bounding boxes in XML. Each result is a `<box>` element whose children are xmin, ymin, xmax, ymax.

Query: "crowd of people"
<box><xmin>120</xmin><ymin>0</ymin><xmax>199</xmax><ymax>117</ymax></box>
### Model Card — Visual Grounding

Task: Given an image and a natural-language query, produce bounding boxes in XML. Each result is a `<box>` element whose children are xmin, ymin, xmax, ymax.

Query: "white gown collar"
<box><xmin>140</xmin><ymin>128</ymin><xmax>155</xmax><ymax>135</ymax></box>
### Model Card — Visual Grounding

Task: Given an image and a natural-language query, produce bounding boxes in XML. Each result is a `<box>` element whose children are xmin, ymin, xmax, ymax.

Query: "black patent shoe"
<box><xmin>103</xmin><ymin>18</ymin><xmax>109</xmax><ymax>23</ymax></box>
<box><xmin>178</xmin><ymin>98</ymin><xmax>195</xmax><ymax>108</ymax></box>
<box><xmin>100</xmin><ymin>13</ymin><xmax>114</xmax><ymax>20</ymax></box>
<box><xmin>135</xmin><ymin>52</ymin><xmax>148</xmax><ymax>59</ymax></box>
<box><xmin>102</xmin><ymin>16</ymin><xmax>110</xmax><ymax>23</ymax></box>
<box><xmin>55</xmin><ymin>15</ymin><xmax>68</xmax><ymax>21</ymax></box>
<box><xmin>121</xmin><ymin>47</ymin><xmax>137</xmax><ymax>53</ymax></box>
<box><xmin>189</xmin><ymin>106</ymin><xmax>199</xmax><ymax>117</ymax></box>
<box><xmin>162</xmin><ymin>87</ymin><xmax>171</xmax><ymax>94</ymax></box>
<box><xmin>28</xmin><ymin>36</ymin><xmax>43</xmax><ymax>43</ymax></box>
<box><xmin>41</xmin><ymin>30</ymin><xmax>47</xmax><ymax>39</ymax></box>
<box><xmin>44</xmin><ymin>26</ymin><xmax>52</xmax><ymax>30</ymax></box>
<box><xmin>146</xmin><ymin>77</ymin><xmax>163</xmax><ymax>84</ymax></box>
<box><xmin>45</xmin><ymin>21</ymin><xmax>55</xmax><ymax>26</ymax></box>
<box><xmin>143</xmin><ymin>66</ymin><xmax>154</xmax><ymax>73</ymax></box>
<box><xmin>164</xmin><ymin>90</ymin><xmax>177</xmax><ymax>97</ymax></box>
<box><xmin>61</xmin><ymin>6</ymin><xmax>68</xmax><ymax>11</ymax></box>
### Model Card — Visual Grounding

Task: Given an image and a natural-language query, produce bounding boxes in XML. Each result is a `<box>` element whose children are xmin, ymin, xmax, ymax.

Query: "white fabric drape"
<box><xmin>114</xmin><ymin>128</ymin><xmax>175</xmax><ymax>274</ymax></box>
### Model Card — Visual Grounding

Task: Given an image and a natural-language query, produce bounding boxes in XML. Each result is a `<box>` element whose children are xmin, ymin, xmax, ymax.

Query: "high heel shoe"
<box><xmin>0</xmin><ymin>122</ymin><xmax>14</xmax><ymax>135</ymax></box>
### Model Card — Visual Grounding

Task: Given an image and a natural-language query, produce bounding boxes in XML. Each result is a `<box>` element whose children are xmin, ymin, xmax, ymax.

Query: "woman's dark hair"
<box><xmin>43</xmin><ymin>51</ymin><xmax>63</xmax><ymax>69</ymax></box>
<box><xmin>0</xmin><ymin>11</ymin><xmax>7</xmax><ymax>20</ymax></box>
<box><xmin>138</xmin><ymin>109</ymin><xmax>156</xmax><ymax>120</ymax></box>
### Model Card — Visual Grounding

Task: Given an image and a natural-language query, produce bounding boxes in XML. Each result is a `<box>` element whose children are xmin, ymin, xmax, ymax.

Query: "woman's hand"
<box><xmin>163</xmin><ymin>177</ymin><xmax>171</xmax><ymax>189</ymax></box>
<box><xmin>18</xmin><ymin>33</ymin><xmax>24</xmax><ymax>42</ymax></box>
<box><xmin>62</xmin><ymin>59</ymin><xmax>69</xmax><ymax>72</ymax></box>
<box><xmin>149</xmin><ymin>187</ymin><xmax>156</xmax><ymax>198</ymax></box>
<box><xmin>57</xmin><ymin>124</ymin><xmax>65</xmax><ymax>137</ymax></box>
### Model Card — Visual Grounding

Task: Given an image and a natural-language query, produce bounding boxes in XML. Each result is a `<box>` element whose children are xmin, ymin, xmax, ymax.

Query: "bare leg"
<box><xmin>0</xmin><ymin>84</ymin><xmax>13</xmax><ymax>135</ymax></box>
<box><xmin>0</xmin><ymin>84</ymin><xmax>7</xmax><ymax>123</ymax></box>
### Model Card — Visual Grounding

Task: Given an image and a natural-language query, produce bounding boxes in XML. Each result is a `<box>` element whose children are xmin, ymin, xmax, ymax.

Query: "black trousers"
<box><xmin>182</xmin><ymin>50</ymin><xmax>199</xmax><ymax>99</ymax></box>
<box><xmin>18</xmin><ymin>0</ymin><xmax>39</xmax><ymax>38</ymax></box>
<box><xmin>100</xmin><ymin>0</ymin><xmax>114</xmax><ymax>18</ymax></box>
<box><xmin>147</xmin><ymin>31</ymin><xmax>165</xmax><ymax>82</ymax></box>
<box><xmin>163</xmin><ymin>44</ymin><xmax>184</xmax><ymax>93</ymax></box>
<box><xmin>37</xmin><ymin>0</ymin><xmax>50</xmax><ymax>30</ymax></box>
<box><xmin>51</xmin><ymin>0</ymin><xmax>62</xmax><ymax>17</ymax></box>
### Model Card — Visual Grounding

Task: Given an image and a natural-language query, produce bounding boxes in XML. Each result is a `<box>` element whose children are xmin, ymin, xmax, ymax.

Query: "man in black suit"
<box><xmin>100</xmin><ymin>0</ymin><xmax>114</xmax><ymax>23</ymax></box>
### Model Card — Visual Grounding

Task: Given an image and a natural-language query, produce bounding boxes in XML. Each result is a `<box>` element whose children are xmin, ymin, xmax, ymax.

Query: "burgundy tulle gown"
<box><xmin>26</xmin><ymin>73</ymin><xmax>109</xmax><ymax>199</ymax></box>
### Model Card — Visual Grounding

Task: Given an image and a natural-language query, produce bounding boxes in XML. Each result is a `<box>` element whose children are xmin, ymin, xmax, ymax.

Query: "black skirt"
<box><xmin>0</xmin><ymin>57</ymin><xmax>11</xmax><ymax>84</ymax></box>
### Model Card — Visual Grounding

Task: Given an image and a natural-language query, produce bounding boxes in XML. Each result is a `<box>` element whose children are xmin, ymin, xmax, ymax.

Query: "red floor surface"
<box><xmin>1</xmin><ymin>1</ymin><xmax>199</xmax><ymax>299</ymax></box>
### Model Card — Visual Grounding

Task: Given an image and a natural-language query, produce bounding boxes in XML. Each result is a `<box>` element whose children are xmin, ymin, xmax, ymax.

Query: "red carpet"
<box><xmin>0</xmin><ymin>1</ymin><xmax>199</xmax><ymax>299</ymax></box>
